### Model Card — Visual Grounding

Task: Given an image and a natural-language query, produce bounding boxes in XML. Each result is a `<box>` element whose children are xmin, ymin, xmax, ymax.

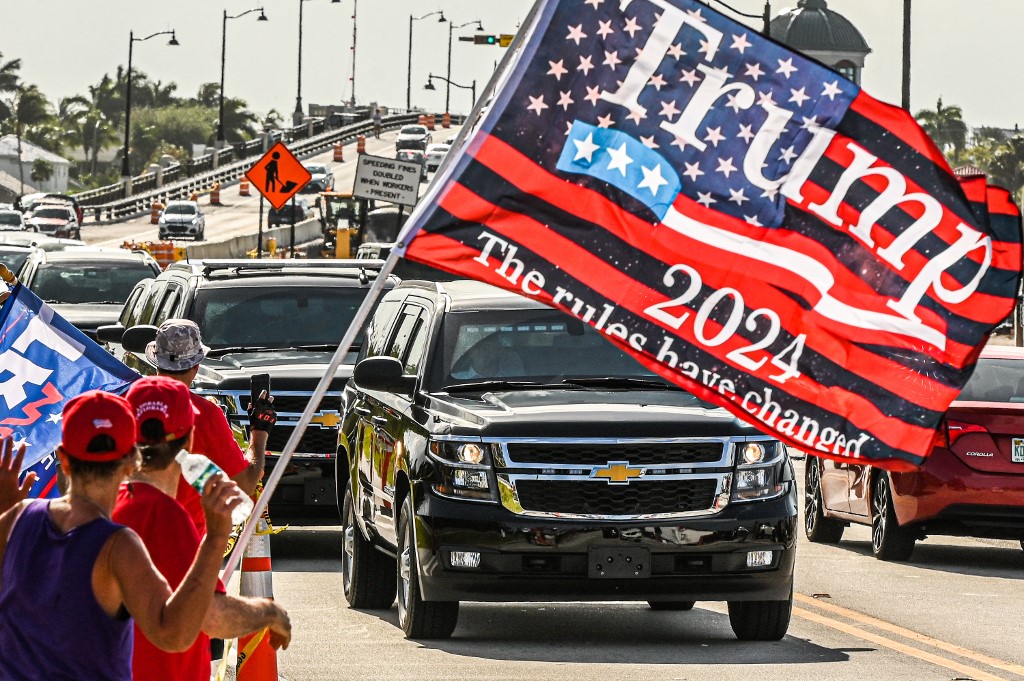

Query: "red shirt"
<box><xmin>176</xmin><ymin>392</ymin><xmax>249</xmax><ymax>534</ymax></box>
<box><xmin>113</xmin><ymin>481</ymin><xmax>226</xmax><ymax>681</ymax></box>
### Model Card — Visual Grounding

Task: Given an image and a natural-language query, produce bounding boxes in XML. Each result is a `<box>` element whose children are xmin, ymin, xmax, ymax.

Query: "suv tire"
<box><xmin>397</xmin><ymin>492</ymin><xmax>459</xmax><ymax>639</ymax></box>
<box><xmin>727</xmin><ymin>596</ymin><xmax>792</xmax><ymax>641</ymax></box>
<box><xmin>871</xmin><ymin>474</ymin><xmax>915</xmax><ymax>561</ymax></box>
<box><xmin>648</xmin><ymin>601</ymin><xmax>695</xmax><ymax>611</ymax></box>
<box><xmin>804</xmin><ymin>457</ymin><xmax>844</xmax><ymax>544</ymax></box>
<box><xmin>342</xmin><ymin>481</ymin><xmax>396</xmax><ymax>609</ymax></box>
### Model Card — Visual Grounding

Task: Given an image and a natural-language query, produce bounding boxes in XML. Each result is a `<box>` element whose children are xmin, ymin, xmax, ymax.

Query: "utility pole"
<box><xmin>349</xmin><ymin>0</ymin><xmax>358</xmax><ymax>107</ymax></box>
<box><xmin>902</xmin><ymin>0</ymin><xmax>911</xmax><ymax>111</ymax></box>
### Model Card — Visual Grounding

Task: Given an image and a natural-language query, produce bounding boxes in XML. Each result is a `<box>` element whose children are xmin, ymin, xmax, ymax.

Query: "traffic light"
<box><xmin>473</xmin><ymin>34</ymin><xmax>498</xmax><ymax>45</ymax></box>
<box><xmin>499</xmin><ymin>34</ymin><xmax>515</xmax><ymax>48</ymax></box>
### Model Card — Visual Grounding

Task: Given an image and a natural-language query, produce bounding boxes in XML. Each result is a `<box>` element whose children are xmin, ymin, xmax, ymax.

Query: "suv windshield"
<box><xmin>431</xmin><ymin>309</ymin><xmax>668</xmax><ymax>390</ymax></box>
<box><xmin>165</xmin><ymin>204</ymin><xmax>197</xmax><ymax>215</ymax></box>
<box><xmin>191</xmin><ymin>286</ymin><xmax>370</xmax><ymax>349</ymax></box>
<box><xmin>32</xmin><ymin>263</ymin><xmax>155</xmax><ymax>304</ymax></box>
<box><xmin>400</xmin><ymin>126</ymin><xmax>425</xmax><ymax>135</ymax></box>
<box><xmin>33</xmin><ymin>207</ymin><xmax>70</xmax><ymax>220</ymax></box>
<box><xmin>305</xmin><ymin>165</ymin><xmax>327</xmax><ymax>175</ymax></box>
<box><xmin>0</xmin><ymin>213</ymin><xmax>22</xmax><ymax>226</ymax></box>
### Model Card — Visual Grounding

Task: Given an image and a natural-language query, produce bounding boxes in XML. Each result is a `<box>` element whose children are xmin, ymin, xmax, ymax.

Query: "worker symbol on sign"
<box><xmin>244</xmin><ymin>141</ymin><xmax>313</xmax><ymax>211</ymax></box>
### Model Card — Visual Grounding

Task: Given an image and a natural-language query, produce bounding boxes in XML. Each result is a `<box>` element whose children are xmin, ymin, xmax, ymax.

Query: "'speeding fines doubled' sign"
<box><xmin>353</xmin><ymin>154</ymin><xmax>422</xmax><ymax>207</ymax></box>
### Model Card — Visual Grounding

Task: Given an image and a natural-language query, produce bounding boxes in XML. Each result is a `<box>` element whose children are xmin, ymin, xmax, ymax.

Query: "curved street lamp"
<box><xmin>425</xmin><ymin>74</ymin><xmax>476</xmax><ymax>116</ymax></box>
<box><xmin>122</xmin><ymin>29</ymin><xmax>179</xmax><ymax>187</ymax></box>
<box><xmin>219</xmin><ymin>7</ymin><xmax>268</xmax><ymax>147</ymax></box>
<box><xmin>408</xmin><ymin>11</ymin><xmax>447</xmax><ymax>111</ymax></box>
<box><xmin>446</xmin><ymin>19</ymin><xmax>483</xmax><ymax>114</ymax></box>
<box><xmin>294</xmin><ymin>0</ymin><xmax>342</xmax><ymax>125</ymax></box>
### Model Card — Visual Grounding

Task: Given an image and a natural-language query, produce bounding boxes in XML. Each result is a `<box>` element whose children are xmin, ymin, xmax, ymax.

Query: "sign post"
<box><xmin>353</xmin><ymin>153</ymin><xmax>422</xmax><ymax>207</ymax></box>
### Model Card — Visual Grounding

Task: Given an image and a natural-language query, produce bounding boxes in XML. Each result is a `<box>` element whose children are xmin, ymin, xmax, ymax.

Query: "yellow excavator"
<box><xmin>317</xmin><ymin>192</ymin><xmax>409</xmax><ymax>258</ymax></box>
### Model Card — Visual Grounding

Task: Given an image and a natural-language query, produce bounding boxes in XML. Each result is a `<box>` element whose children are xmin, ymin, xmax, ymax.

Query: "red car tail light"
<box><xmin>946</xmin><ymin>420</ymin><xmax>988</xmax><ymax>446</ymax></box>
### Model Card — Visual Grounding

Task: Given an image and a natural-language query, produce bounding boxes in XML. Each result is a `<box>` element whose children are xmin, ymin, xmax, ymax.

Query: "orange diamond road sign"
<box><xmin>245</xmin><ymin>141</ymin><xmax>312</xmax><ymax>210</ymax></box>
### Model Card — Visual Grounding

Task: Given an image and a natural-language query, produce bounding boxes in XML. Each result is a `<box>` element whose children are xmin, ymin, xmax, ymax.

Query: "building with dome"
<box><xmin>769</xmin><ymin>0</ymin><xmax>871</xmax><ymax>85</ymax></box>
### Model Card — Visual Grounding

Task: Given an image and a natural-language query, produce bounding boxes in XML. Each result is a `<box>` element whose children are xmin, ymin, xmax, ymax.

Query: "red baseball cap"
<box><xmin>125</xmin><ymin>376</ymin><xmax>199</xmax><ymax>443</ymax></box>
<box><xmin>61</xmin><ymin>391</ymin><xmax>137</xmax><ymax>462</ymax></box>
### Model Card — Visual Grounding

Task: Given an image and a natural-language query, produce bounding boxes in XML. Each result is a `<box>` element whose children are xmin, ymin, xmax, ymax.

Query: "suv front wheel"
<box><xmin>727</xmin><ymin>594</ymin><xmax>792</xmax><ymax>641</ymax></box>
<box><xmin>397</xmin><ymin>492</ymin><xmax>459</xmax><ymax>639</ymax></box>
<box><xmin>342</xmin><ymin>481</ymin><xmax>396</xmax><ymax>609</ymax></box>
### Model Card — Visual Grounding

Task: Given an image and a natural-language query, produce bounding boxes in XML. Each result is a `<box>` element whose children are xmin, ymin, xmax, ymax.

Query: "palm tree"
<box><xmin>3</xmin><ymin>85</ymin><xmax>53</xmax><ymax>193</ymax></box>
<box><xmin>220</xmin><ymin>97</ymin><xmax>261</xmax><ymax>144</ymax></box>
<box><xmin>30</xmin><ymin>158</ymin><xmax>53</xmax><ymax>186</ymax></box>
<box><xmin>915</xmin><ymin>98</ymin><xmax>969</xmax><ymax>161</ymax></box>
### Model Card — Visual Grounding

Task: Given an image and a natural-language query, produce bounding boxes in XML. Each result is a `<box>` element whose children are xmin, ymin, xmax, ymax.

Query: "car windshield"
<box><xmin>957</xmin><ymin>357</ymin><xmax>1024</xmax><ymax>402</ymax></box>
<box><xmin>0</xmin><ymin>213</ymin><xmax>22</xmax><ymax>226</ymax></box>
<box><xmin>400</xmin><ymin>126</ymin><xmax>425</xmax><ymax>135</ymax></box>
<box><xmin>33</xmin><ymin>207</ymin><xmax>69</xmax><ymax>219</ymax></box>
<box><xmin>0</xmin><ymin>250</ymin><xmax>29</xmax><ymax>274</ymax></box>
<box><xmin>190</xmin><ymin>286</ymin><xmax>372</xmax><ymax>350</ymax></box>
<box><xmin>429</xmin><ymin>309</ymin><xmax>677</xmax><ymax>391</ymax></box>
<box><xmin>31</xmin><ymin>263</ymin><xmax>156</xmax><ymax>304</ymax></box>
<box><xmin>305</xmin><ymin>165</ymin><xmax>327</xmax><ymax>175</ymax></box>
<box><xmin>165</xmin><ymin>204</ymin><xmax>196</xmax><ymax>215</ymax></box>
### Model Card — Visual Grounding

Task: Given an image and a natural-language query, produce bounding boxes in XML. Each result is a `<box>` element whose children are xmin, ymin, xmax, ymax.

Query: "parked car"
<box><xmin>18</xmin><ymin>248</ymin><xmax>161</xmax><ymax>340</ymax></box>
<box><xmin>158</xmin><ymin>200</ymin><xmax>206</xmax><ymax>241</ymax></box>
<box><xmin>26</xmin><ymin>203</ymin><xmax>80</xmax><ymax>239</ymax></box>
<box><xmin>0</xmin><ymin>209</ymin><xmax>27</xmax><ymax>232</ymax></box>
<box><xmin>96</xmin><ymin>259</ymin><xmax>398</xmax><ymax>512</ymax></box>
<box><xmin>0</xmin><ymin>245</ymin><xmax>33</xmax><ymax>277</ymax></box>
<box><xmin>339</xmin><ymin>280</ymin><xmax>797</xmax><ymax>640</ymax></box>
<box><xmin>804</xmin><ymin>344</ymin><xmax>1024</xmax><ymax>561</ymax></box>
<box><xmin>395</xmin><ymin>124</ymin><xmax>431</xmax><ymax>151</ymax></box>
<box><xmin>268</xmin><ymin>197</ymin><xmax>314</xmax><ymax>226</ymax></box>
<box><xmin>395</xmin><ymin>150</ymin><xmax>428</xmax><ymax>180</ymax></box>
<box><xmin>0</xmin><ymin>232</ymin><xmax>57</xmax><ymax>248</ymax></box>
<box><xmin>424</xmin><ymin>143</ymin><xmax>451</xmax><ymax>172</ymax></box>
<box><xmin>302</xmin><ymin>163</ymin><xmax>335</xmax><ymax>193</ymax></box>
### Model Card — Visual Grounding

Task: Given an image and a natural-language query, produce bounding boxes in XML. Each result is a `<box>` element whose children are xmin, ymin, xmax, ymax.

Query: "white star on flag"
<box><xmin>800</xmin><ymin>115</ymin><xmax>819</xmax><ymax>131</ymax></box>
<box><xmin>624</xmin><ymin>16</ymin><xmax>642</xmax><ymax>38</ymax></box>
<box><xmin>680</xmin><ymin>69</ymin><xmax>701</xmax><ymax>86</ymax></box>
<box><xmin>728</xmin><ymin>187</ymin><xmax>749</xmax><ymax>205</ymax></box>
<box><xmin>578</xmin><ymin>55</ymin><xmax>595</xmax><ymax>75</ymax></box>
<box><xmin>730</xmin><ymin>33</ymin><xmax>752</xmax><ymax>54</ymax></box>
<box><xmin>670</xmin><ymin>135</ymin><xmax>689</xmax><ymax>151</ymax></box>
<box><xmin>737</xmin><ymin>124</ymin><xmax>755</xmax><ymax>143</ymax></box>
<box><xmin>761</xmin><ymin>186</ymin><xmax>779</xmax><ymax>200</ymax></box>
<box><xmin>606</xmin><ymin>143</ymin><xmax>633</xmax><ymax>176</ymax></box>
<box><xmin>573</xmin><ymin>132</ymin><xmax>600</xmax><ymax>163</ymax></box>
<box><xmin>584</xmin><ymin>85</ymin><xmax>602</xmax><ymax>105</ymax></box>
<box><xmin>47</xmin><ymin>413</ymin><xmax>62</xmax><ymax>424</ymax></box>
<box><xmin>698</xmin><ymin>38</ymin><xmax>714</xmax><ymax>56</ymax></box>
<box><xmin>603</xmin><ymin>50</ymin><xmax>622</xmax><ymax>69</ymax></box>
<box><xmin>778</xmin><ymin>146</ymin><xmax>798</xmax><ymax>165</ymax></box>
<box><xmin>626</xmin><ymin>108</ymin><xmax>647</xmax><ymax>125</ymax></box>
<box><xmin>704</xmin><ymin>126</ymin><xmax>725</xmax><ymax>147</ymax></box>
<box><xmin>716</xmin><ymin>157</ymin><xmax>738</xmax><ymax>178</ymax></box>
<box><xmin>557</xmin><ymin>91</ymin><xmax>575</xmax><ymax>111</ymax></box>
<box><xmin>788</xmin><ymin>87</ymin><xmax>810</xmax><ymax>107</ymax></box>
<box><xmin>585</xmin><ymin>0</ymin><xmax>604</xmax><ymax>8</ymax></box>
<box><xmin>597</xmin><ymin>114</ymin><xmax>615</xmax><ymax>128</ymax></box>
<box><xmin>640</xmin><ymin>135</ymin><xmax>659</xmax><ymax>149</ymax></box>
<box><xmin>659</xmin><ymin>100</ymin><xmax>680</xmax><ymax>119</ymax></box>
<box><xmin>682</xmin><ymin>161</ymin><xmax>704</xmax><ymax>182</ymax></box>
<box><xmin>565</xmin><ymin>122</ymin><xmax>573</xmax><ymax>136</ymax></box>
<box><xmin>648</xmin><ymin>74</ymin><xmax>667</xmax><ymax>90</ymax></box>
<box><xmin>776</xmin><ymin>58</ymin><xmax>798</xmax><ymax>78</ymax></box>
<box><xmin>686</xmin><ymin>8</ymin><xmax>705</xmax><ymax>21</ymax></box>
<box><xmin>567</xmin><ymin>24</ymin><xmax>587</xmax><ymax>45</ymax></box>
<box><xmin>696</xmin><ymin>191</ymin><xmax>716</xmax><ymax>206</ymax></box>
<box><xmin>597</xmin><ymin>20</ymin><xmax>614</xmax><ymax>39</ymax></box>
<box><xmin>744</xmin><ymin>62</ymin><xmax>765</xmax><ymax>81</ymax></box>
<box><xmin>667</xmin><ymin>43</ymin><xmax>685</xmax><ymax>59</ymax></box>
<box><xmin>638</xmin><ymin>164</ymin><xmax>669</xmax><ymax>195</ymax></box>
<box><xmin>527</xmin><ymin>95</ymin><xmax>548</xmax><ymax>116</ymax></box>
<box><xmin>13</xmin><ymin>438</ymin><xmax>30</xmax><ymax>450</ymax></box>
<box><xmin>822</xmin><ymin>81</ymin><xmax>842</xmax><ymax>100</ymax></box>
<box><xmin>547</xmin><ymin>60</ymin><xmax>568</xmax><ymax>81</ymax></box>
<box><xmin>725</xmin><ymin>92</ymin><xmax>745</xmax><ymax>114</ymax></box>
<box><xmin>757</xmin><ymin>90</ymin><xmax>776</xmax><ymax>108</ymax></box>
<box><xmin>744</xmin><ymin>215</ymin><xmax>763</xmax><ymax>226</ymax></box>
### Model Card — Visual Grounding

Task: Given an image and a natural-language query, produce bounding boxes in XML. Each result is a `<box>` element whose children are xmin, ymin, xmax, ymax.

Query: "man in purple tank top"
<box><xmin>0</xmin><ymin>390</ymin><xmax>249</xmax><ymax>681</ymax></box>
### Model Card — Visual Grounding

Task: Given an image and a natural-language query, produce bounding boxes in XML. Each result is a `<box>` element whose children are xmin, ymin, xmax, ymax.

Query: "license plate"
<box><xmin>1013</xmin><ymin>438</ymin><xmax>1024</xmax><ymax>463</ymax></box>
<box><xmin>588</xmin><ymin>546</ymin><xmax>651</xmax><ymax>579</ymax></box>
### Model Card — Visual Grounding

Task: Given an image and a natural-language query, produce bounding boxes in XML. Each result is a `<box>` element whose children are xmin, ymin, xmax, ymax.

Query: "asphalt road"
<box><xmin>261</xmin><ymin>458</ymin><xmax>1023</xmax><ymax>681</ymax></box>
<box><xmin>79</xmin><ymin>127</ymin><xmax>457</xmax><ymax>249</ymax></box>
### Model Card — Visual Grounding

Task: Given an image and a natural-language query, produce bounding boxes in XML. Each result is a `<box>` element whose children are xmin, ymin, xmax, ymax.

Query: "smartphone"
<box><xmin>250</xmin><ymin>373</ymin><xmax>271</xmax><ymax>410</ymax></box>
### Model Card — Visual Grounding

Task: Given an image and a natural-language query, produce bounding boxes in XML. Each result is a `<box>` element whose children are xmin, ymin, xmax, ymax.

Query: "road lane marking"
<box><xmin>795</xmin><ymin>593</ymin><xmax>1024</xmax><ymax>679</ymax></box>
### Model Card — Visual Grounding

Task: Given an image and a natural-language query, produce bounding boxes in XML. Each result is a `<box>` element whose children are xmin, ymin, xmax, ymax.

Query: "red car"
<box><xmin>804</xmin><ymin>345</ymin><xmax>1024</xmax><ymax>561</ymax></box>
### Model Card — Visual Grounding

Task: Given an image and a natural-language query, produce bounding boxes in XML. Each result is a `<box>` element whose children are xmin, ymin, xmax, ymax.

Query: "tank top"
<box><xmin>0</xmin><ymin>499</ymin><xmax>133</xmax><ymax>681</ymax></box>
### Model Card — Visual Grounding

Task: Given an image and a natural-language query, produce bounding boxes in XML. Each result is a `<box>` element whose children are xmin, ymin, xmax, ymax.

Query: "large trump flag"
<box><xmin>397</xmin><ymin>0</ymin><xmax>1022</xmax><ymax>469</ymax></box>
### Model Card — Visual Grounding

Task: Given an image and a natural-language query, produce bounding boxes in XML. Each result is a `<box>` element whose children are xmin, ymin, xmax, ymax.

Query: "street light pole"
<box><xmin>121</xmin><ymin>29</ymin><xmax>178</xmax><ymax>186</ymax></box>
<box><xmin>219</xmin><ymin>7</ymin><xmax>267</xmax><ymax>147</ymax></box>
<box><xmin>349</xmin><ymin>0</ymin><xmax>358</xmax><ymax>107</ymax></box>
<box><xmin>705</xmin><ymin>0</ymin><xmax>772</xmax><ymax>35</ymax></box>
<box><xmin>446</xmin><ymin>20</ymin><xmax>483</xmax><ymax>114</ymax></box>
<box><xmin>902</xmin><ymin>0</ymin><xmax>912</xmax><ymax>110</ymax></box>
<box><xmin>407</xmin><ymin>11</ymin><xmax>446</xmax><ymax>111</ymax></box>
<box><xmin>294</xmin><ymin>0</ymin><xmax>306</xmax><ymax>124</ymax></box>
<box><xmin>426</xmin><ymin>74</ymin><xmax>477</xmax><ymax>115</ymax></box>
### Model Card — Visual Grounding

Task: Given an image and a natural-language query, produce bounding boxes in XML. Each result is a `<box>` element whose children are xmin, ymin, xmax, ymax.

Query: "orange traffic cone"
<box><xmin>236</xmin><ymin>515</ymin><xmax>278</xmax><ymax>681</ymax></box>
<box><xmin>240</xmin><ymin>179</ymin><xmax>251</xmax><ymax>196</ymax></box>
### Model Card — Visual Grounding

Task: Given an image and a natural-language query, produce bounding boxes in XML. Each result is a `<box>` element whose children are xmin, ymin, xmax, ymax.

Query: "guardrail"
<box><xmin>79</xmin><ymin>112</ymin><xmax>443</xmax><ymax>224</ymax></box>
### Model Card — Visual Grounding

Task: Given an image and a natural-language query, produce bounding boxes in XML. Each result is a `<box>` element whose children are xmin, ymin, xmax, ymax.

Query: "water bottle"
<box><xmin>175</xmin><ymin>450</ymin><xmax>253</xmax><ymax>526</ymax></box>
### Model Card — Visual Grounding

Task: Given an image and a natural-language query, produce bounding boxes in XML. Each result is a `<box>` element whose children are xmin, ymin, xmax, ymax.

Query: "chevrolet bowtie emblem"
<box><xmin>592</xmin><ymin>461</ymin><xmax>644</xmax><ymax>485</ymax></box>
<box><xmin>310</xmin><ymin>411</ymin><xmax>341</xmax><ymax>429</ymax></box>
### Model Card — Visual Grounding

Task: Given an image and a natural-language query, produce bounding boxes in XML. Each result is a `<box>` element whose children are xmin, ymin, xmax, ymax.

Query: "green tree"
<box><xmin>965</xmin><ymin>134</ymin><xmax>1024</xmax><ymax>200</ymax></box>
<box><xmin>30</xmin><ymin>158</ymin><xmax>53</xmax><ymax>185</ymax></box>
<box><xmin>915</xmin><ymin>97</ymin><xmax>969</xmax><ymax>160</ymax></box>
<box><xmin>0</xmin><ymin>85</ymin><xmax>54</xmax><ymax>193</ymax></box>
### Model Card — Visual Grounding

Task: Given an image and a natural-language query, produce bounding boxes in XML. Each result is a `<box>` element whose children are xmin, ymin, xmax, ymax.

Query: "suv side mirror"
<box><xmin>353</xmin><ymin>356</ymin><xmax>416</xmax><ymax>394</ymax></box>
<box><xmin>122</xmin><ymin>325</ymin><xmax>159</xmax><ymax>353</ymax></box>
<box><xmin>95</xmin><ymin>323</ymin><xmax>126</xmax><ymax>344</ymax></box>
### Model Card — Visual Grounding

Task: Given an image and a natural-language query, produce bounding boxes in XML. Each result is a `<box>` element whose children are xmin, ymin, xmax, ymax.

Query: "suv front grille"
<box><xmin>505</xmin><ymin>442</ymin><xmax>724</xmax><ymax>466</ymax></box>
<box><xmin>199</xmin><ymin>390</ymin><xmax>341</xmax><ymax>458</ymax></box>
<box><xmin>513</xmin><ymin>479</ymin><xmax>719</xmax><ymax>516</ymax></box>
<box><xmin>267</xmin><ymin>427</ymin><xmax>338</xmax><ymax>457</ymax></box>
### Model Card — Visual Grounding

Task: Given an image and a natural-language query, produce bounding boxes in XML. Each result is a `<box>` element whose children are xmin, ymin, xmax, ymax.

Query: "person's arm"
<box><xmin>203</xmin><ymin>593</ymin><xmax>291</xmax><ymax>650</ymax></box>
<box><xmin>232</xmin><ymin>432</ymin><xmax>267</xmax><ymax>496</ymax></box>
<box><xmin>112</xmin><ymin>474</ymin><xmax>243</xmax><ymax>652</ymax></box>
<box><xmin>0</xmin><ymin>438</ymin><xmax>35</xmax><ymax>515</ymax></box>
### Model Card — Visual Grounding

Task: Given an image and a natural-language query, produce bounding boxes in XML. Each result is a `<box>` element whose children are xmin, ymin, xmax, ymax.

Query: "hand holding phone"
<box><xmin>248</xmin><ymin>373</ymin><xmax>276</xmax><ymax>433</ymax></box>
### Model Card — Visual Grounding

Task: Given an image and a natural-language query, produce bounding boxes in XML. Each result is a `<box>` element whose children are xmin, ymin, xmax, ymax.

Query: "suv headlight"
<box><xmin>731</xmin><ymin>441</ymin><xmax>788</xmax><ymax>502</ymax></box>
<box><xmin>428</xmin><ymin>440</ymin><xmax>498</xmax><ymax>502</ymax></box>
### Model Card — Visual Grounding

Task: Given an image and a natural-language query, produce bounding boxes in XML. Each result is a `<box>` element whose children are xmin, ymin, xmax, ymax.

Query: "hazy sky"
<box><xmin>1</xmin><ymin>1</ymin><xmax>1020</xmax><ymax>127</ymax></box>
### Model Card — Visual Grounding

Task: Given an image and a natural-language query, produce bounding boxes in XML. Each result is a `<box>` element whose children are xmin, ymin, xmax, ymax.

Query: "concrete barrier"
<box><xmin>185</xmin><ymin>219</ymin><xmax>322</xmax><ymax>260</ymax></box>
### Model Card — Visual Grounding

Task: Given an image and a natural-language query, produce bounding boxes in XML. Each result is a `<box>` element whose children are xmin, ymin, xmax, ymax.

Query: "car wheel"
<box><xmin>647</xmin><ymin>601</ymin><xmax>695</xmax><ymax>611</ymax></box>
<box><xmin>804</xmin><ymin>457</ymin><xmax>844</xmax><ymax>544</ymax></box>
<box><xmin>871</xmin><ymin>474</ymin><xmax>915</xmax><ymax>561</ymax></box>
<box><xmin>397</xmin><ymin>491</ymin><xmax>458</xmax><ymax>639</ymax></box>
<box><xmin>341</xmin><ymin>481</ymin><xmax>397</xmax><ymax>609</ymax></box>
<box><xmin>728</xmin><ymin>595</ymin><xmax>792</xmax><ymax>641</ymax></box>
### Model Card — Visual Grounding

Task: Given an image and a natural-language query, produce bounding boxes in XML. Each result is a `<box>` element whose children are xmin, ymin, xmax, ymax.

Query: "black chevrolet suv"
<box><xmin>97</xmin><ymin>259</ymin><xmax>395</xmax><ymax>513</ymax></box>
<box><xmin>338</xmin><ymin>280</ymin><xmax>798</xmax><ymax>640</ymax></box>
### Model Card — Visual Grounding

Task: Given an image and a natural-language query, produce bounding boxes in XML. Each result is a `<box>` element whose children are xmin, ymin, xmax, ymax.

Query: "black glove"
<box><xmin>247</xmin><ymin>395</ymin><xmax>277</xmax><ymax>433</ymax></box>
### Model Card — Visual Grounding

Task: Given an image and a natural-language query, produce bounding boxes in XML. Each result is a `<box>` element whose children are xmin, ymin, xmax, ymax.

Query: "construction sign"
<box><xmin>245</xmin><ymin>142</ymin><xmax>312</xmax><ymax>210</ymax></box>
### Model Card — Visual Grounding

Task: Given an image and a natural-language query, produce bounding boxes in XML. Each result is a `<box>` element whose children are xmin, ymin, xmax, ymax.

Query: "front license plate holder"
<box><xmin>1013</xmin><ymin>438</ymin><xmax>1024</xmax><ymax>463</ymax></box>
<box><xmin>588</xmin><ymin>546</ymin><xmax>651</xmax><ymax>579</ymax></box>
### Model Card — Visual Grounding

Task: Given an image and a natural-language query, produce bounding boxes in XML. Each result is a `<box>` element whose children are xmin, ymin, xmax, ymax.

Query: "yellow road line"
<box><xmin>795</xmin><ymin>593</ymin><xmax>1024</xmax><ymax>678</ymax></box>
<box><xmin>792</xmin><ymin>607</ymin><xmax>1010</xmax><ymax>681</ymax></box>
